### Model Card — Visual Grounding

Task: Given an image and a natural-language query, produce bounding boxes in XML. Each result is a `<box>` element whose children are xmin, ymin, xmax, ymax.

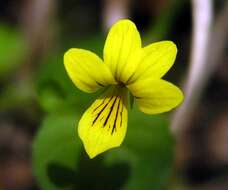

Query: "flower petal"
<box><xmin>78</xmin><ymin>87</ymin><xmax>128</xmax><ymax>158</ymax></box>
<box><xmin>64</xmin><ymin>48</ymin><xmax>116</xmax><ymax>93</ymax></box>
<box><xmin>128</xmin><ymin>78</ymin><xmax>183</xmax><ymax>114</ymax></box>
<box><xmin>128</xmin><ymin>41</ymin><xmax>177</xmax><ymax>83</ymax></box>
<box><xmin>103</xmin><ymin>19</ymin><xmax>141</xmax><ymax>82</ymax></box>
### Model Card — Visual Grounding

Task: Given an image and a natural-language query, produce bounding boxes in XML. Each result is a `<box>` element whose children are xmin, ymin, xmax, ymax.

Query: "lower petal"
<box><xmin>78</xmin><ymin>86</ymin><xmax>128</xmax><ymax>158</ymax></box>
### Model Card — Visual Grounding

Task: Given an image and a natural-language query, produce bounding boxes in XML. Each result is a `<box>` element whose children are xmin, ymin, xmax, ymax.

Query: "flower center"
<box><xmin>118</xmin><ymin>82</ymin><xmax>126</xmax><ymax>88</ymax></box>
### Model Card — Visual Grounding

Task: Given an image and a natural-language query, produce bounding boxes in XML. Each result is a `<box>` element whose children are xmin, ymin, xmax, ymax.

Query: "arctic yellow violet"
<box><xmin>64</xmin><ymin>19</ymin><xmax>184</xmax><ymax>158</ymax></box>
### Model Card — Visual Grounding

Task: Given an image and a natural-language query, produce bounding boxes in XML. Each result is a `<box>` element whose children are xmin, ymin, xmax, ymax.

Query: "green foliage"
<box><xmin>32</xmin><ymin>107</ymin><xmax>174</xmax><ymax>190</ymax></box>
<box><xmin>0</xmin><ymin>24</ymin><xmax>27</xmax><ymax>78</ymax></box>
<box><xmin>32</xmin><ymin>112</ymin><xmax>81</xmax><ymax>190</ymax></box>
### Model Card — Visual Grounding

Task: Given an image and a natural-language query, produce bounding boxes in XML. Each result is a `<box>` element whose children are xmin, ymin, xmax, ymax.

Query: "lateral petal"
<box><xmin>128</xmin><ymin>79</ymin><xmax>183</xmax><ymax>114</ymax></box>
<box><xmin>64</xmin><ymin>48</ymin><xmax>116</xmax><ymax>93</ymax></box>
<box><xmin>103</xmin><ymin>19</ymin><xmax>141</xmax><ymax>82</ymax></box>
<box><xmin>128</xmin><ymin>41</ymin><xmax>177</xmax><ymax>83</ymax></box>
<box><xmin>78</xmin><ymin>87</ymin><xmax>128</xmax><ymax>158</ymax></box>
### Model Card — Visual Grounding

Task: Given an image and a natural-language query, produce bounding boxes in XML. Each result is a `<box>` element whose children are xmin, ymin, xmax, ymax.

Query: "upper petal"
<box><xmin>78</xmin><ymin>87</ymin><xmax>128</xmax><ymax>158</ymax></box>
<box><xmin>127</xmin><ymin>78</ymin><xmax>183</xmax><ymax>114</ymax></box>
<box><xmin>64</xmin><ymin>48</ymin><xmax>116</xmax><ymax>93</ymax></box>
<box><xmin>128</xmin><ymin>41</ymin><xmax>177</xmax><ymax>83</ymax></box>
<box><xmin>103</xmin><ymin>19</ymin><xmax>141</xmax><ymax>82</ymax></box>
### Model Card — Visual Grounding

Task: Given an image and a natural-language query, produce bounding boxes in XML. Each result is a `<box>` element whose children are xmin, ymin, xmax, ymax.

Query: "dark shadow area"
<box><xmin>48</xmin><ymin>163</ymin><xmax>76</xmax><ymax>187</ymax></box>
<box><xmin>183</xmin><ymin>161</ymin><xmax>228</xmax><ymax>185</ymax></box>
<box><xmin>47</xmin><ymin>151</ymin><xmax>130</xmax><ymax>190</ymax></box>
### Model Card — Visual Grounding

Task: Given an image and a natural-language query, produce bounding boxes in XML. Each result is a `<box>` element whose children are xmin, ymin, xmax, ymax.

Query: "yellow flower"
<box><xmin>64</xmin><ymin>19</ymin><xmax>184</xmax><ymax>158</ymax></box>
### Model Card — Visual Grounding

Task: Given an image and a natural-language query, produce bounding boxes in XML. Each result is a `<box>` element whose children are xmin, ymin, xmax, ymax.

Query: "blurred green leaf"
<box><xmin>0</xmin><ymin>24</ymin><xmax>27</xmax><ymax>78</ymax></box>
<box><xmin>32</xmin><ymin>111</ymin><xmax>130</xmax><ymax>190</ymax></box>
<box><xmin>33</xmin><ymin>107</ymin><xmax>174</xmax><ymax>190</ymax></box>
<box><xmin>32</xmin><ymin>112</ymin><xmax>81</xmax><ymax>190</ymax></box>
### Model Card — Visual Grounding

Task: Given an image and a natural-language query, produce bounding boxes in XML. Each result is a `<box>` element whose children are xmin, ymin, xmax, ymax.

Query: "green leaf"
<box><xmin>33</xmin><ymin>108</ymin><xmax>174</xmax><ymax>190</ymax></box>
<box><xmin>32</xmin><ymin>112</ymin><xmax>81</xmax><ymax>190</ymax></box>
<box><xmin>33</xmin><ymin>111</ymin><xmax>131</xmax><ymax>190</ymax></box>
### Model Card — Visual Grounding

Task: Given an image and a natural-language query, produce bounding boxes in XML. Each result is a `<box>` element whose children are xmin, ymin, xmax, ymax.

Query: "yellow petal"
<box><xmin>103</xmin><ymin>19</ymin><xmax>141</xmax><ymax>82</ymax></box>
<box><xmin>78</xmin><ymin>87</ymin><xmax>128</xmax><ymax>158</ymax></box>
<box><xmin>64</xmin><ymin>48</ymin><xmax>116</xmax><ymax>93</ymax></box>
<box><xmin>128</xmin><ymin>78</ymin><xmax>183</xmax><ymax>114</ymax></box>
<box><xmin>128</xmin><ymin>41</ymin><xmax>177</xmax><ymax>83</ymax></box>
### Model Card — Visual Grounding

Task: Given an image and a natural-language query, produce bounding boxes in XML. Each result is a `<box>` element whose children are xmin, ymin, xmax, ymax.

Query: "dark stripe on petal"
<box><xmin>92</xmin><ymin>97</ymin><xmax>113</xmax><ymax>126</ymax></box>
<box><xmin>125</xmin><ymin>72</ymin><xmax>135</xmax><ymax>84</ymax></box>
<box><xmin>96</xmin><ymin>81</ymin><xmax>105</xmax><ymax>87</ymax></box>
<box><xmin>111</xmin><ymin>98</ymin><xmax>121</xmax><ymax>135</ymax></box>
<box><xmin>92</xmin><ymin>99</ymin><xmax>106</xmax><ymax>113</ymax></box>
<box><xmin>103</xmin><ymin>97</ymin><xmax>118</xmax><ymax>127</ymax></box>
<box><xmin>135</xmin><ymin>96</ymin><xmax>142</xmax><ymax>99</ymax></box>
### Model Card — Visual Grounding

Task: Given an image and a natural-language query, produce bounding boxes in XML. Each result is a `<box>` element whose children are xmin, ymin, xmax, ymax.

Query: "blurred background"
<box><xmin>0</xmin><ymin>0</ymin><xmax>227</xmax><ymax>189</ymax></box>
